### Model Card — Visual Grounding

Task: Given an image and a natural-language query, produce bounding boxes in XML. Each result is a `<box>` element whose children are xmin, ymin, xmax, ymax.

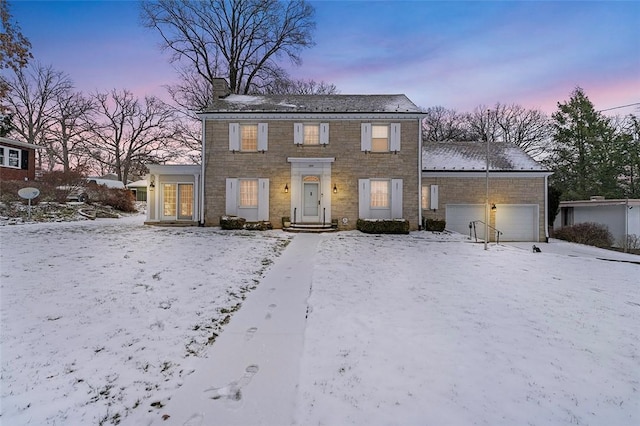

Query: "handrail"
<box><xmin>469</xmin><ymin>220</ymin><xmax>503</xmax><ymax>244</ymax></box>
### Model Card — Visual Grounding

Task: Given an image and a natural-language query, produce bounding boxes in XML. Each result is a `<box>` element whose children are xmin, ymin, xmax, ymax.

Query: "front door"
<box><xmin>302</xmin><ymin>177</ymin><xmax>320</xmax><ymax>222</ymax></box>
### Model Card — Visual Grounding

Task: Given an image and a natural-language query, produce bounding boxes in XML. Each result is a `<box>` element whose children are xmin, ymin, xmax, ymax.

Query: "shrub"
<box><xmin>220</xmin><ymin>216</ymin><xmax>246</xmax><ymax>230</ymax></box>
<box><xmin>553</xmin><ymin>222</ymin><xmax>614</xmax><ymax>248</ymax></box>
<box><xmin>96</xmin><ymin>188</ymin><xmax>136</xmax><ymax>212</ymax></box>
<box><xmin>357</xmin><ymin>219</ymin><xmax>410</xmax><ymax>234</ymax></box>
<box><xmin>244</xmin><ymin>221</ymin><xmax>273</xmax><ymax>231</ymax></box>
<box><xmin>424</xmin><ymin>218</ymin><xmax>446</xmax><ymax>232</ymax></box>
<box><xmin>619</xmin><ymin>234</ymin><xmax>640</xmax><ymax>250</ymax></box>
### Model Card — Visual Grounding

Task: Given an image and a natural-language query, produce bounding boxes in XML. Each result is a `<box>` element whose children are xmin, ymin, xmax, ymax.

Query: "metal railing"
<box><xmin>469</xmin><ymin>220</ymin><xmax>503</xmax><ymax>244</ymax></box>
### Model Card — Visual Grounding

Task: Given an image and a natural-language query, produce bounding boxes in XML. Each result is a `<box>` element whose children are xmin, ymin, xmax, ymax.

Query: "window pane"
<box><xmin>241</xmin><ymin>124</ymin><xmax>258</xmax><ymax>151</ymax></box>
<box><xmin>239</xmin><ymin>180</ymin><xmax>258</xmax><ymax>207</ymax></box>
<box><xmin>0</xmin><ymin>147</ymin><xmax>4</xmax><ymax>165</ymax></box>
<box><xmin>163</xmin><ymin>184</ymin><xmax>177</xmax><ymax>216</ymax></box>
<box><xmin>421</xmin><ymin>186</ymin><xmax>428</xmax><ymax>209</ymax></box>
<box><xmin>370</xmin><ymin>180</ymin><xmax>390</xmax><ymax>208</ymax></box>
<box><xmin>371</xmin><ymin>125</ymin><xmax>389</xmax><ymax>152</ymax></box>
<box><xmin>8</xmin><ymin>149</ymin><xmax>19</xmax><ymax>167</ymax></box>
<box><xmin>304</xmin><ymin>124</ymin><xmax>319</xmax><ymax>145</ymax></box>
<box><xmin>178</xmin><ymin>184</ymin><xmax>193</xmax><ymax>219</ymax></box>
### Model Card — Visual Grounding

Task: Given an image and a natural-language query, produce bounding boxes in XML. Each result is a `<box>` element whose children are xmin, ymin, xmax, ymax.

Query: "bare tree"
<box><xmin>422</xmin><ymin>106</ymin><xmax>469</xmax><ymax>142</ymax></box>
<box><xmin>0</xmin><ymin>0</ymin><xmax>32</xmax><ymax>102</ymax></box>
<box><xmin>3</xmin><ymin>62</ymin><xmax>73</xmax><ymax>171</ymax></box>
<box><xmin>141</xmin><ymin>0</ymin><xmax>316</xmax><ymax>97</ymax></box>
<box><xmin>254</xmin><ymin>77</ymin><xmax>338</xmax><ymax>95</ymax></box>
<box><xmin>493</xmin><ymin>103</ymin><xmax>551</xmax><ymax>159</ymax></box>
<box><xmin>87</xmin><ymin>89</ymin><xmax>180</xmax><ymax>183</ymax></box>
<box><xmin>48</xmin><ymin>90</ymin><xmax>95</xmax><ymax>173</ymax></box>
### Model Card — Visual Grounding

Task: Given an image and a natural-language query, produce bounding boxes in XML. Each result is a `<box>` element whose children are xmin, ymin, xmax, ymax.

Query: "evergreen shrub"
<box><xmin>357</xmin><ymin>219</ymin><xmax>409</xmax><ymax>234</ymax></box>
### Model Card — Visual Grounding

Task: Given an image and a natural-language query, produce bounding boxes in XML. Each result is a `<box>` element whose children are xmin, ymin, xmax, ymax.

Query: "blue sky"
<box><xmin>9</xmin><ymin>0</ymin><xmax>640</xmax><ymax>114</ymax></box>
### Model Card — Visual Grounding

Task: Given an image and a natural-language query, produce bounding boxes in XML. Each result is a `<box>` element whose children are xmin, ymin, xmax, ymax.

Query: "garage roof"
<box><xmin>423</xmin><ymin>141</ymin><xmax>548</xmax><ymax>172</ymax></box>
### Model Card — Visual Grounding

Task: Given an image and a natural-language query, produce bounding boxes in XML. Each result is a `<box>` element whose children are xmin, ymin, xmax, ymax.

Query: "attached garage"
<box><xmin>495</xmin><ymin>204</ymin><xmax>538</xmax><ymax>242</ymax></box>
<box><xmin>446</xmin><ymin>204</ymin><xmax>486</xmax><ymax>239</ymax></box>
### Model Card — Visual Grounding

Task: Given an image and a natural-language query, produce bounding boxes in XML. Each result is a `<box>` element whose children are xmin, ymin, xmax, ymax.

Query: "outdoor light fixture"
<box><xmin>491</xmin><ymin>203</ymin><xmax>497</xmax><ymax>211</ymax></box>
<box><xmin>284</xmin><ymin>184</ymin><xmax>289</xmax><ymax>193</ymax></box>
<box><xmin>333</xmin><ymin>184</ymin><xmax>338</xmax><ymax>194</ymax></box>
<box><xmin>149</xmin><ymin>175</ymin><xmax>155</xmax><ymax>189</ymax></box>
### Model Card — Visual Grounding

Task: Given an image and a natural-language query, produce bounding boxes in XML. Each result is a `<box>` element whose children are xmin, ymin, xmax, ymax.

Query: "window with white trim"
<box><xmin>0</xmin><ymin>146</ymin><xmax>21</xmax><ymax>168</ymax></box>
<box><xmin>239</xmin><ymin>179</ymin><xmax>258</xmax><ymax>207</ymax></box>
<box><xmin>421</xmin><ymin>186</ymin><xmax>428</xmax><ymax>210</ymax></box>
<box><xmin>294</xmin><ymin>123</ymin><xmax>329</xmax><ymax>145</ymax></box>
<box><xmin>240</xmin><ymin>124</ymin><xmax>258</xmax><ymax>151</ymax></box>
<box><xmin>370</xmin><ymin>180</ymin><xmax>390</xmax><ymax>208</ymax></box>
<box><xmin>371</xmin><ymin>125</ymin><xmax>389</xmax><ymax>152</ymax></box>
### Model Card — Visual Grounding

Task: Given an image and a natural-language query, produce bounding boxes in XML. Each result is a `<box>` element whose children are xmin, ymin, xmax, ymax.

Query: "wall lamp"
<box><xmin>491</xmin><ymin>203</ymin><xmax>497</xmax><ymax>211</ymax></box>
<box><xmin>333</xmin><ymin>184</ymin><xmax>338</xmax><ymax>194</ymax></box>
<box><xmin>149</xmin><ymin>175</ymin><xmax>155</xmax><ymax>189</ymax></box>
<box><xmin>284</xmin><ymin>183</ymin><xmax>289</xmax><ymax>193</ymax></box>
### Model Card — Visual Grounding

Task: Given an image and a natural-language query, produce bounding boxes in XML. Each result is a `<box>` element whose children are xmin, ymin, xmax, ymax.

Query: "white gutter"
<box><xmin>418</xmin><ymin>118</ymin><xmax>423</xmax><ymax>230</ymax></box>
<box><xmin>544</xmin><ymin>174</ymin><xmax>550</xmax><ymax>242</ymax></box>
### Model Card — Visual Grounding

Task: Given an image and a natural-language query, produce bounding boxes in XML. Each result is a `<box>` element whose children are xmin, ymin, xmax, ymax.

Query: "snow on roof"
<box><xmin>126</xmin><ymin>179</ymin><xmax>148</xmax><ymax>188</ymax></box>
<box><xmin>422</xmin><ymin>141</ymin><xmax>548</xmax><ymax>172</ymax></box>
<box><xmin>199</xmin><ymin>94</ymin><xmax>422</xmax><ymax>113</ymax></box>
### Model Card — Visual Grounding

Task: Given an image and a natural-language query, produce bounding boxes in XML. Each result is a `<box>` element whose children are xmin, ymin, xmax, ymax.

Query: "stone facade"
<box><xmin>422</xmin><ymin>175</ymin><xmax>548</xmax><ymax>240</ymax></box>
<box><xmin>203</xmin><ymin>118</ymin><xmax>422</xmax><ymax>230</ymax></box>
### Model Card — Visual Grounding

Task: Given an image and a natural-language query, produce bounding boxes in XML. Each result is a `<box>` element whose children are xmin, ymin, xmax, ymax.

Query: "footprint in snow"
<box><xmin>204</xmin><ymin>365</ymin><xmax>259</xmax><ymax>401</ymax></box>
<box><xmin>245</xmin><ymin>327</ymin><xmax>257</xmax><ymax>341</ymax></box>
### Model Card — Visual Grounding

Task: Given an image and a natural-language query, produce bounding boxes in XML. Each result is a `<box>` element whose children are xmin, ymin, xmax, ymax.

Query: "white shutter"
<box><xmin>294</xmin><ymin>123</ymin><xmax>304</xmax><ymax>145</ymax></box>
<box><xmin>391</xmin><ymin>179</ymin><xmax>403</xmax><ymax>219</ymax></box>
<box><xmin>430</xmin><ymin>185</ymin><xmax>439</xmax><ymax>210</ymax></box>
<box><xmin>257</xmin><ymin>178</ymin><xmax>270</xmax><ymax>221</ymax></box>
<box><xmin>320</xmin><ymin>123</ymin><xmax>329</xmax><ymax>145</ymax></box>
<box><xmin>358</xmin><ymin>179</ymin><xmax>371</xmax><ymax>219</ymax></box>
<box><xmin>258</xmin><ymin>123</ymin><xmax>268</xmax><ymax>151</ymax></box>
<box><xmin>390</xmin><ymin>123</ymin><xmax>401</xmax><ymax>152</ymax></box>
<box><xmin>229</xmin><ymin>123</ymin><xmax>240</xmax><ymax>151</ymax></box>
<box><xmin>361</xmin><ymin>123</ymin><xmax>372</xmax><ymax>152</ymax></box>
<box><xmin>226</xmin><ymin>178</ymin><xmax>238</xmax><ymax>215</ymax></box>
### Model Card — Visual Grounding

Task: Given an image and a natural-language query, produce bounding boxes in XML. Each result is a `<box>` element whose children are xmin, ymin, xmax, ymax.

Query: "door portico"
<box><xmin>287</xmin><ymin>157</ymin><xmax>335</xmax><ymax>224</ymax></box>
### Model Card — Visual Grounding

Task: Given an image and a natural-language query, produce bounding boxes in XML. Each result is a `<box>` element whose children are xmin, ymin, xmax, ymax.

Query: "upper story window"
<box><xmin>229</xmin><ymin>123</ymin><xmax>268</xmax><ymax>152</ymax></box>
<box><xmin>361</xmin><ymin>123</ymin><xmax>401</xmax><ymax>153</ymax></box>
<box><xmin>371</xmin><ymin>125</ymin><xmax>389</xmax><ymax>152</ymax></box>
<box><xmin>0</xmin><ymin>145</ymin><xmax>21</xmax><ymax>168</ymax></box>
<box><xmin>240</xmin><ymin>124</ymin><xmax>258</xmax><ymax>151</ymax></box>
<box><xmin>294</xmin><ymin>123</ymin><xmax>329</xmax><ymax>145</ymax></box>
<box><xmin>304</xmin><ymin>124</ymin><xmax>319</xmax><ymax>145</ymax></box>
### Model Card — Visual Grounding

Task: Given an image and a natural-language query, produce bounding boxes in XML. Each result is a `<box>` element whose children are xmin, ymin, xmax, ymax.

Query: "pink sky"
<box><xmin>8</xmin><ymin>1</ymin><xmax>640</xmax><ymax>116</ymax></box>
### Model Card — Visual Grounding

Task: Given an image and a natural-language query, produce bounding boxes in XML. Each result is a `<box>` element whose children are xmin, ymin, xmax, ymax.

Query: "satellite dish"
<box><xmin>18</xmin><ymin>187</ymin><xmax>40</xmax><ymax>200</ymax></box>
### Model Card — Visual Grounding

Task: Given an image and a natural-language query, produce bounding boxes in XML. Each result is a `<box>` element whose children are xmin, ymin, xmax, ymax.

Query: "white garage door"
<box><xmin>446</xmin><ymin>204</ymin><xmax>486</xmax><ymax>239</ymax></box>
<box><xmin>495</xmin><ymin>204</ymin><xmax>538</xmax><ymax>242</ymax></box>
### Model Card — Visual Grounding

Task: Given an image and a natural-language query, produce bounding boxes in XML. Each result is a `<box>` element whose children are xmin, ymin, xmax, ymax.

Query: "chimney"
<box><xmin>212</xmin><ymin>78</ymin><xmax>231</xmax><ymax>100</ymax></box>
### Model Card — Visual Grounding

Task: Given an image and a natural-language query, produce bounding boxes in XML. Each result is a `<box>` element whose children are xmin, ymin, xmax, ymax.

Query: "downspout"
<box><xmin>200</xmin><ymin>116</ymin><xmax>206</xmax><ymax>226</ymax></box>
<box><xmin>418</xmin><ymin>117</ymin><xmax>423</xmax><ymax>230</ymax></box>
<box><xmin>544</xmin><ymin>174</ymin><xmax>550</xmax><ymax>242</ymax></box>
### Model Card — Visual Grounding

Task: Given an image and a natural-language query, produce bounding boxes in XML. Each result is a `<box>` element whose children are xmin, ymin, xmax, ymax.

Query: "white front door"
<box><xmin>302</xmin><ymin>178</ymin><xmax>320</xmax><ymax>222</ymax></box>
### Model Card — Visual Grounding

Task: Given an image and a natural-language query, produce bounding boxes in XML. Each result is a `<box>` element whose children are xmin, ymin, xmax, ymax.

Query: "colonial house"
<box><xmin>146</xmin><ymin>79</ymin><xmax>550</xmax><ymax>241</ymax></box>
<box><xmin>0</xmin><ymin>137</ymin><xmax>40</xmax><ymax>181</ymax></box>
<box><xmin>421</xmin><ymin>141</ymin><xmax>552</xmax><ymax>242</ymax></box>
<box><xmin>146</xmin><ymin>79</ymin><xmax>425</xmax><ymax>230</ymax></box>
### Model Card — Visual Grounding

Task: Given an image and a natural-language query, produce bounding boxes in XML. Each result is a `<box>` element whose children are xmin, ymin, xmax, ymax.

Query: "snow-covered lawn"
<box><xmin>1</xmin><ymin>215</ymin><xmax>639</xmax><ymax>425</ymax></box>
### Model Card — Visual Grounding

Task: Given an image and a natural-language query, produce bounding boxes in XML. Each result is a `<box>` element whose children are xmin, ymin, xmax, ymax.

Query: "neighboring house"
<box><xmin>555</xmin><ymin>197</ymin><xmax>640</xmax><ymax>247</ymax></box>
<box><xmin>0</xmin><ymin>137</ymin><xmax>40</xmax><ymax>181</ymax></box>
<box><xmin>126</xmin><ymin>179</ymin><xmax>148</xmax><ymax>201</ymax></box>
<box><xmin>421</xmin><ymin>141</ymin><xmax>552</xmax><ymax>242</ymax></box>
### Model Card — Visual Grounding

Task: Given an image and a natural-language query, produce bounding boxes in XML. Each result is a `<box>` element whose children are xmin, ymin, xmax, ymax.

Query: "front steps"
<box><xmin>283</xmin><ymin>222</ymin><xmax>337</xmax><ymax>233</ymax></box>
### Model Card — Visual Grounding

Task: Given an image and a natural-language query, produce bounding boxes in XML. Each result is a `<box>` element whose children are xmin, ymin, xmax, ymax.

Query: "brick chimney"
<box><xmin>212</xmin><ymin>78</ymin><xmax>231</xmax><ymax>100</ymax></box>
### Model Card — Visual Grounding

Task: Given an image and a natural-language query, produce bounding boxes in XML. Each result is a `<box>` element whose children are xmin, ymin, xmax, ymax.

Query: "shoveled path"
<box><xmin>159</xmin><ymin>233</ymin><xmax>320</xmax><ymax>426</ymax></box>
